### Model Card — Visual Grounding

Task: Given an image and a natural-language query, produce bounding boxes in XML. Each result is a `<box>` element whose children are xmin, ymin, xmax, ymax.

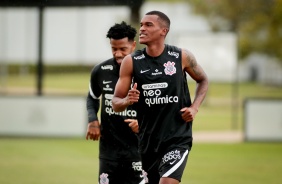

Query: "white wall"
<box><xmin>0</xmin><ymin>2</ymin><xmax>238</xmax><ymax>82</ymax></box>
<box><xmin>0</xmin><ymin>6</ymin><xmax>130</xmax><ymax>64</ymax></box>
<box><xmin>245</xmin><ymin>99</ymin><xmax>282</xmax><ymax>141</ymax></box>
<box><xmin>44</xmin><ymin>7</ymin><xmax>130</xmax><ymax>64</ymax></box>
<box><xmin>0</xmin><ymin>2</ymin><xmax>211</xmax><ymax>64</ymax></box>
<box><xmin>0</xmin><ymin>8</ymin><xmax>38</xmax><ymax>62</ymax></box>
<box><xmin>177</xmin><ymin>32</ymin><xmax>237</xmax><ymax>82</ymax></box>
<box><xmin>0</xmin><ymin>96</ymin><xmax>86</xmax><ymax>137</ymax></box>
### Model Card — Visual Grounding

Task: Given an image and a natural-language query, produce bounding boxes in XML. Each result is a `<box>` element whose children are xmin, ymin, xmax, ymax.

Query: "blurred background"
<box><xmin>0</xmin><ymin>0</ymin><xmax>281</xmax><ymax>184</ymax></box>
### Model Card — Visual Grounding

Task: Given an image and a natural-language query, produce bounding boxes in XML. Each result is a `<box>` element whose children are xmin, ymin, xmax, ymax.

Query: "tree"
<box><xmin>189</xmin><ymin>0</ymin><xmax>282</xmax><ymax>61</ymax></box>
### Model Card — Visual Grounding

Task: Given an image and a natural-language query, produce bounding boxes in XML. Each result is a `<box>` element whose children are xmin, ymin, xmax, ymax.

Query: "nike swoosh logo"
<box><xmin>140</xmin><ymin>69</ymin><xmax>150</xmax><ymax>73</ymax></box>
<box><xmin>103</xmin><ymin>81</ymin><xmax>112</xmax><ymax>84</ymax></box>
<box><xmin>169</xmin><ymin>160</ymin><xmax>177</xmax><ymax>165</ymax></box>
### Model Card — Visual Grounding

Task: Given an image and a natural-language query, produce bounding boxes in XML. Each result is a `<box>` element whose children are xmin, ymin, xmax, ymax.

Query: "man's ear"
<box><xmin>161</xmin><ymin>28</ymin><xmax>169</xmax><ymax>36</ymax></box>
<box><xmin>132</xmin><ymin>41</ymin><xmax>137</xmax><ymax>50</ymax></box>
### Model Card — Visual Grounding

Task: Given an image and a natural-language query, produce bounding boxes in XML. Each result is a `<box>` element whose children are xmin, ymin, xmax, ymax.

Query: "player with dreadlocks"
<box><xmin>86</xmin><ymin>21</ymin><xmax>146</xmax><ymax>184</ymax></box>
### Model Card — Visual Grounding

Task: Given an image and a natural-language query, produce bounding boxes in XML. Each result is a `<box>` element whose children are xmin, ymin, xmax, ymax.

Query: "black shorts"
<box><xmin>141</xmin><ymin>147</ymin><xmax>189</xmax><ymax>184</ymax></box>
<box><xmin>99</xmin><ymin>158</ymin><xmax>146</xmax><ymax>184</ymax></box>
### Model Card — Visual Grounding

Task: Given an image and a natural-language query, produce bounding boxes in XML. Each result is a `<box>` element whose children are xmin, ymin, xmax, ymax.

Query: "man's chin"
<box><xmin>116</xmin><ymin>59</ymin><xmax>122</xmax><ymax>65</ymax></box>
<box><xmin>139</xmin><ymin>39</ymin><xmax>145</xmax><ymax>44</ymax></box>
<box><xmin>139</xmin><ymin>40</ymin><xmax>147</xmax><ymax>45</ymax></box>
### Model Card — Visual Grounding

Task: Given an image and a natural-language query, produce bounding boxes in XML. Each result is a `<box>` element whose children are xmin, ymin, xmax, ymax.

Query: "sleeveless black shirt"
<box><xmin>132</xmin><ymin>44</ymin><xmax>193</xmax><ymax>154</ymax></box>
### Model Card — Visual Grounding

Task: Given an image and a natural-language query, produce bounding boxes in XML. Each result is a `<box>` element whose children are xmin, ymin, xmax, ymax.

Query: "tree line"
<box><xmin>188</xmin><ymin>0</ymin><xmax>282</xmax><ymax>62</ymax></box>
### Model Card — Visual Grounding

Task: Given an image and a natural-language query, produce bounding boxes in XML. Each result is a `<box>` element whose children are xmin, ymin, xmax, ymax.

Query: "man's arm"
<box><xmin>86</xmin><ymin>92</ymin><xmax>101</xmax><ymax>140</ymax></box>
<box><xmin>112</xmin><ymin>55</ymin><xmax>140</xmax><ymax>112</ymax></box>
<box><xmin>86</xmin><ymin>92</ymin><xmax>100</xmax><ymax>123</ymax></box>
<box><xmin>86</xmin><ymin>68</ymin><xmax>102</xmax><ymax>141</ymax></box>
<box><xmin>181</xmin><ymin>48</ymin><xmax>209</xmax><ymax>122</ymax></box>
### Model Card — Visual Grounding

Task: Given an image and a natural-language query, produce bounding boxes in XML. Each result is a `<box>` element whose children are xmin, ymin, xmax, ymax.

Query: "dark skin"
<box><xmin>86</xmin><ymin>121</ymin><xmax>100</xmax><ymax>140</ymax></box>
<box><xmin>112</xmin><ymin>14</ymin><xmax>208</xmax><ymax>184</ymax></box>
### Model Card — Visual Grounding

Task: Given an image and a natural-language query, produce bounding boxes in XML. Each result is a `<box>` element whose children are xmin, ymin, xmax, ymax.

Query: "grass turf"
<box><xmin>0</xmin><ymin>138</ymin><xmax>281</xmax><ymax>184</ymax></box>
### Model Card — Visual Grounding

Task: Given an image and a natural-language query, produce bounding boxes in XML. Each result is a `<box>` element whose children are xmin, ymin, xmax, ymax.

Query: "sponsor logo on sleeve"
<box><xmin>101</xmin><ymin>65</ymin><xmax>113</xmax><ymax>70</ymax></box>
<box><xmin>134</xmin><ymin>54</ymin><xmax>145</xmax><ymax>60</ymax></box>
<box><xmin>168</xmin><ymin>51</ymin><xmax>179</xmax><ymax>58</ymax></box>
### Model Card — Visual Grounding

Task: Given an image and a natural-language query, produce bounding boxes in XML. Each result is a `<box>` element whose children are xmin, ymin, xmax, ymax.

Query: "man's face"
<box><xmin>139</xmin><ymin>15</ymin><xmax>166</xmax><ymax>45</ymax></box>
<box><xmin>110</xmin><ymin>37</ymin><xmax>136</xmax><ymax>65</ymax></box>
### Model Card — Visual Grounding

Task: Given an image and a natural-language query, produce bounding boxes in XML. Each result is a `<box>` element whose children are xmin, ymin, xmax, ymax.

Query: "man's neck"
<box><xmin>145</xmin><ymin>43</ymin><xmax>165</xmax><ymax>57</ymax></box>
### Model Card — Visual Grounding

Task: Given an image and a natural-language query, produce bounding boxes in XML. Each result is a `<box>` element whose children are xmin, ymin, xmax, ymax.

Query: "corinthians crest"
<box><xmin>163</xmin><ymin>61</ymin><xmax>176</xmax><ymax>75</ymax></box>
<box><xmin>100</xmin><ymin>173</ymin><xmax>109</xmax><ymax>184</ymax></box>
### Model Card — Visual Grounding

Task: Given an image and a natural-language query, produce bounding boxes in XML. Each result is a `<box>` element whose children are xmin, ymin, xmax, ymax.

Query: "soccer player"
<box><xmin>112</xmin><ymin>11</ymin><xmax>209</xmax><ymax>184</ymax></box>
<box><xmin>86</xmin><ymin>21</ymin><xmax>146</xmax><ymax>184</ymax></box>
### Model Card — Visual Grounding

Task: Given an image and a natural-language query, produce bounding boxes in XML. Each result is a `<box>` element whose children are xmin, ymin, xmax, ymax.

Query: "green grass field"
<box><xmin>0</xmin><ymin>138</ymin><xmax>281</xmax><ymax>184</ymax></box>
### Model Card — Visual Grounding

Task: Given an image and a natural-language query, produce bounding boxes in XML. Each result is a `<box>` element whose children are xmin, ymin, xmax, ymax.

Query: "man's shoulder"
<box><xmin>166</xmin><ymin>44</ymin><xmax>182</xmax><ymax>52</ymax></box>
<box><xmin>95</xmin><ymin>58</ymin><xmax>115</xmax><ymax>67</ymax></box>
<box><xmin>165</xmin><ymin>44</ymin><xmax>182</xmax><ymax>60</ymax></box>
<box><xmin>92</xmin><ymin>58</ymin><xmax>115</xmax><ymax>72</ymax></box>
<box><xmin>131</xmin><ymin>49</ymin><xmax>145</xmax><ymax>60</ymax></box>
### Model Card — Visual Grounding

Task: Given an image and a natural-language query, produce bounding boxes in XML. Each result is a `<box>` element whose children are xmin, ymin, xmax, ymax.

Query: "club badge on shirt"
<box><xmin>163</xmin><ymin>61</ymin><xmax>176</xmax><ymax>75</ymax></box>
<box><xmin>100</xmin><ymin>173</ymin><xmax>109</xmax><ymax>184</ymax></box>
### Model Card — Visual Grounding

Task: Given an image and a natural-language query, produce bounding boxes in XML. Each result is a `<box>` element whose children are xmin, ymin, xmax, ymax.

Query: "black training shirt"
<box><xmin>87</xmin><ymin>58</ymin><xmax>140</xmax><ymax>161</ymax></box>
<box><xmin>132</xmin><ymin>44</ymin><xmax>193</xmax><ymax>154</ymax></box>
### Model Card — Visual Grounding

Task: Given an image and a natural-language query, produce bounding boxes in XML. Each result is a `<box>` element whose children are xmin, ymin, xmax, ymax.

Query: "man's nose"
<box><xmin>140</xmin><ymin>26</ymin><xmax>145</xmax><ymax>31</ymax></box>
<box><xmin>114</xmin><ymin>51</ymin><xmax>122</xmax><ymax>57</ymax></box>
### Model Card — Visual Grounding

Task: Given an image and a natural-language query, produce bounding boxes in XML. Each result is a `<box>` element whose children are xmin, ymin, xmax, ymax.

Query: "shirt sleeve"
<box><xmin>86</xmin><ymin>65</ymin><xmax>101</xmax><ymax>123</ymax></box>
<box><xmin>86</xmin><ymin>92</ymin><xmax>100</xmax><ymax>123</ymax></box>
